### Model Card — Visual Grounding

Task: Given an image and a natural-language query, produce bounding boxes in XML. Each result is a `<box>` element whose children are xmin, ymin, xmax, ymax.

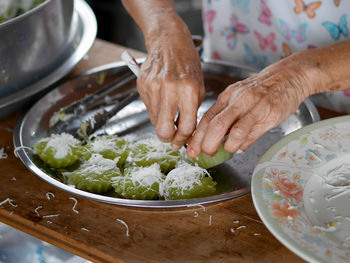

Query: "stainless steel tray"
<box><xmin>0</xmin><ymin>0</ymin><xmax>97</xmax><ymax>120</ymax></box>
<box><xmin>13</xmin><ymin>61</ymin><xmax>320</xmax><ymax>208</ymax></box>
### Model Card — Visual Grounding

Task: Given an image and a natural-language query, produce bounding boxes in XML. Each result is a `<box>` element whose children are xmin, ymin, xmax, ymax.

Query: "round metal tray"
<box><xmin>0</xmin><ymin>0</ymin><xmax>97</xmax><ymax>120</ymax></box>
<box><xmin>13</xmin><ymin>61</ymin><xmax>320</xmax><ymax>208</ymax></box>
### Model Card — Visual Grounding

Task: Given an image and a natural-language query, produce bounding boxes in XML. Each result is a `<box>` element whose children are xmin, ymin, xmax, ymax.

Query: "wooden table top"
<box><xmin>0</xmin><ymin>39</ymin><xmax>345</xmax><ymax>263</ymax></box>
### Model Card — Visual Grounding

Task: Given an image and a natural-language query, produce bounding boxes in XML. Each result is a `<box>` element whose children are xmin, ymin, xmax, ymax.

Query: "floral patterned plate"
<box><xmin>252</xmin><ymin>115</ymin><xmax>350</xmax><ymax>263</ymax></box>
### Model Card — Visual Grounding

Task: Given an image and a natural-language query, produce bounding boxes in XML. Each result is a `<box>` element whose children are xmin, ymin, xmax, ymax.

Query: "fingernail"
<box><xmin>203</xmin><ymin>152</ymin><xmax>214</xmax><ymax>158</ymax></box>
<box><xmin>186</xmin><ymin>147</ymin><xmax>196</xmax><ymax>158</ymax></box>
<box><xmin>171</xmin><ymin>143</ymin><xmax>181</xmax><ymax>150</ymax></box>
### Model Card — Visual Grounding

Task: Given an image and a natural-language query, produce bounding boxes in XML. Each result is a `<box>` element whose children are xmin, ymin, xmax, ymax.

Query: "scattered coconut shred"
<box><xmin>34</xmin><ymin>205</ymin><xmax>43</xmax><ymax>216</ymax></box>
<box><xmin>43</xmin><ymin>214</ymin><xmax>60</xmax><ymax>218</ymax></box>
<box><xmin>46</xmin><ymin>192</ymin><xmax>55</xmax><ymax>200</ymax></box>
<box><xmin>69</xmin><ymin>197</ymin><xmax>79</xmax><ymax>214</ymax></box>
<box><xmin>186</xmin><ymin>204</ymin><xmax>206</xmax><ymax>212</ymax></box>
<box><xmin>0</xmin><ymin>147</ymin><xmax>8</xmax><ymax>159</ymax></box>
<box><xmin>0</xmin><ymin>198</ymin><xmax>17</xmax><ymax>207</ymax></box>
<box><xmin>116</xmin><ymin>219</ymin><xmax>130</xmax><ymax>237</ymax></box>
<box><xmin>13</xmin><ymin>146</ymin><xmax>34</xmax><ymax>158</ymax></box>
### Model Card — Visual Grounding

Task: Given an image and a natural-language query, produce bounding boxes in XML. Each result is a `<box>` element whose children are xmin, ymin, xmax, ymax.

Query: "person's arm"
<box><xmin>122</xmin><ymin>0</ymin><xmax>205</xmax><ymax>149</ymax></box>
<box><xmin>187</xmin><ymin>41</ymin><xmax>350</xmax><ymax>158</ymax></box>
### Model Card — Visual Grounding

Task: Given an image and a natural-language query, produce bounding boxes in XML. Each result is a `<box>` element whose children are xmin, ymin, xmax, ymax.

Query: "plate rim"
<box><xmin>251</xmin><ymin>115</ymin><xmax>350</xmax><ymax>263</ymax></box>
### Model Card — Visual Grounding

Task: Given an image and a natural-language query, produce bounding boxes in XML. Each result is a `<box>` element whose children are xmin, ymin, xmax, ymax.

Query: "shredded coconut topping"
<box><xmin>81</xmin><ymin>227</ymin><xmax>90</xmax><ymax>232</ymax></box>
<box><xmin>116</xmin><ymin>218</ymin><xmax>130</xmax><ymax>237</ymax></box>
<box><xmin>39</xmin><ymin>133</ymin><xmax>80</xmax><ymax>159</ymax></box>
<box><xmin>112</xmin><ymin>164</ymin><xmax>164</xmax><ymax>192</ymax></box>
<box><xmin>64</xmin><ymin>154</ymin><xmax>119</xmax><ymax>178</ymax></box>
<box><xmin>128</xmin><ymin>137</ymin><xmax>179</xmax><ymax>163</ymax></box>
<box><xmin>209</xmin><ymin>215</ymin><xmax>212</xmax><ymax>226</ymax></box>
<box><xmin>160</xmin><ymin>163</ymin><xmax>210</xmax><ymax>199</ymax></box>
<box><xmin>89</xmin><ymin>136</ymin><xmax>127</xmax><ymax>154</ymax></box>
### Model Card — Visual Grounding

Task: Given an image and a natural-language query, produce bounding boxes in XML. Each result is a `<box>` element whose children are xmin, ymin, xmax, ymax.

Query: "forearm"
<box><xmin>297</xmin><ymin>41</ymin><xmax>350</xmax><ymax>95</ymax></box>
<box><xmin>121</xmin><ymin>0</ymin><xmax>191</xmax><ymax>50</ymax></box>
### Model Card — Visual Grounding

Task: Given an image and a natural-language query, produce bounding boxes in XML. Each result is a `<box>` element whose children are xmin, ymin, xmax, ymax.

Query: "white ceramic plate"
<box><xmin>252</xmin><ymin>115</ymin><xmax>350</xmax><ymax>263</ymax></box>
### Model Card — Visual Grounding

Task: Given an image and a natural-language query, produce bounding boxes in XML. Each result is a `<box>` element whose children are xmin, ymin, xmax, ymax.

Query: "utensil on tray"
<box><xmin>49</xmin><ymin>73</ymin><xmax>137</xmax><ymax>138</ymax></box>
<box><xmin>49</xmin><ymin>51</ymin><xmax>142</xmax><ymax>140</ymax></box>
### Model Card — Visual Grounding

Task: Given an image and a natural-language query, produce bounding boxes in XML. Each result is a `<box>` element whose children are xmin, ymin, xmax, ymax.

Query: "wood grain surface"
<box><xmin>0</xmin><ymin>39</ymin><xmax>343</xmax><ymax>263</ymax></box>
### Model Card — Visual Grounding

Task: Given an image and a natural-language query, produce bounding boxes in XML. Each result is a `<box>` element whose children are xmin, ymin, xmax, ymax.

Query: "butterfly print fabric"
<box><xmin>201</xmin><ymin>0</ymin><xmax>350</xmax><ymax>112</ymax></box>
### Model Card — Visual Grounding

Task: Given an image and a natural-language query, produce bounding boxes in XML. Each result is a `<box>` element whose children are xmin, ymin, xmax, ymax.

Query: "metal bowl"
<box><xmin>14</xmin><ymin>60</ymin><xmax>320</xmax><ymax>208</ymax></box>
<box><xmin>0</xmin><ymin>0</ymin><xmax>74</xmax><ymax>97</ymax></box>
<box><xmin>0</xmin><ymin>0</ymin><xmax>96</xmax><ymax>120</ymax></box>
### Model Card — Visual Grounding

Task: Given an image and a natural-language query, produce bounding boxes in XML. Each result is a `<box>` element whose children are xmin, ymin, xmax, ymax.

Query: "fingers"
<box><xmin>238</xmin><ymin>98</ymin><xmax>297</xmax><ymax>151</ymax></box>
<box><xmin>223</xmin><ymin>114</ymin><xmax>255</xmax><ymax>153</ymax></box>
<box><xmin>225</xmin><ymin>97</ymin><xmax>281</xmax><ymax>152</ymax></box>
<box><xmin>187</xmin><ymin>89</ymin><xmax>273</xmax><ymax>157</ymax></box>
<box><xmin>170</xmin><ymin>85</ymin><xmax>200</xmax><ymax>149</ymax></box>
<box><xmin>203</xmin><ymin>105</ymin><xmax>242</xmax><ymax>155</ymax></box>
<box><xmin>147</xmin><ymin>84</ymin><xmax>161</xmax><ymax>126</ymax></box>
<box><xmin>137</xmin><ymin>61</ymin><xmax>162</xmax><ymax>126</ymax></box>
<box><xmin>187</xmin><ymin>97</ymin><xmax>228</xmax><ymax>158</ymax></box>
<box><xmin>155</xmin><ymin>83</ymin><xmax>177</xmax><ymax>142</ymax></box>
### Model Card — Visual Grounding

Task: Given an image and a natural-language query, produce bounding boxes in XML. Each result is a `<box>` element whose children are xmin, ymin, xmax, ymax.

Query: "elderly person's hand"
<box><xmin>122</xmin><ymin>0</ymin><xmax>205</xmax><ymax>149</ymax></box>
<box><xmin>187</xmin><ymin>42</ymin><xmax>350</xmax><ymax>158</ymax></box>
<box><xmin>138</xmin><ymin>24</ymin><xmax>205</xmax><ymax>149</ymax></box>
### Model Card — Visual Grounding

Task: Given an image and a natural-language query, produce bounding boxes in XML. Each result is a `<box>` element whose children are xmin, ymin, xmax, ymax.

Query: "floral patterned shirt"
<box><xmin>202</xmin><ymin>0</ymin><xmax>350</xmax><ymax>113</ymax></box>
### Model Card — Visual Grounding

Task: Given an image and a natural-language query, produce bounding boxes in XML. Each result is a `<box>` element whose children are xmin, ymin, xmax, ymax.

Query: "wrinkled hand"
<box><xmin>137</xmin><ymin>28</ymin><xmax>205</xmax><ymax>149</ymax></box>
<box><xmin>187</xmin><ymin>52</ymin><xmax>323</xmax><ymax>158</ymax></box>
